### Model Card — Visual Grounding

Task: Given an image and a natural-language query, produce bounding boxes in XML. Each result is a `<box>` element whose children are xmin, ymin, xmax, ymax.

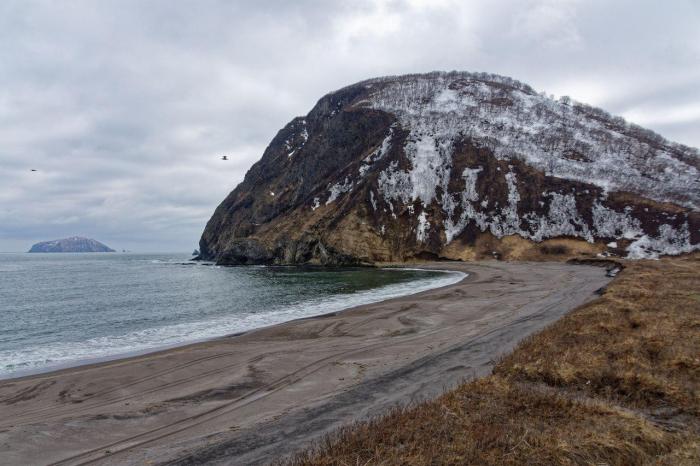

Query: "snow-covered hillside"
<box><xmin>346</xmin><ymin>72</ymin><xmax>697</xmax><ymax>259</ymax></box>
<box><xmin>200</xmin><ymin>72</ymin><xmax>699</xmax><ymax>264</ymax></box>
<box><xmin>358</xmin><ymin>72</ymin><xmax>697</xmax><ymax>209</ymax></box>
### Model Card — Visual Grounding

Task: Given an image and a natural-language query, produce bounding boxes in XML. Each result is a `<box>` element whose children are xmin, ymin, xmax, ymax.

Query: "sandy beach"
<box><xmin>0</xmin><ymin>261</ymin><xmax>611</xmax><ymax>465</ymax></box>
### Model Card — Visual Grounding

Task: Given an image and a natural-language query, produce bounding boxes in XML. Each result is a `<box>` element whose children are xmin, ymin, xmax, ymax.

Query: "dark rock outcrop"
<box><xmin>199</xmin><ymin>72</ymin><xmax>699</xmax><ymax>265</ymax></box>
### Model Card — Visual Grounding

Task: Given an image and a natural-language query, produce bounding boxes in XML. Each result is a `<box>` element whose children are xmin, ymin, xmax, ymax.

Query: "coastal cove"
<box><xmin>0</xmin><ymin>253</ymin><xmax>464</xmax><ymax>379</ymax></box>
<box><xmin>0</xmin><ymin>261</ymin><xmax>610</xmax><ymax>465</ymax></box>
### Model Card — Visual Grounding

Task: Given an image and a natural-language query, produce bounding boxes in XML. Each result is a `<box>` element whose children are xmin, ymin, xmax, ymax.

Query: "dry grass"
<box><xmin>497</xmin><ymin>255</ymin><xmax>700</xmax><ymax>414</ymax></box>
<box><xmin>284</xmin><ymin>254</ymin><xmax>700</xmax><ymax>465</ymax></box>
<box><xmin>440</xmin><ymin>234</ymin><xmax>606</xmax><ymax>262</ymax></box>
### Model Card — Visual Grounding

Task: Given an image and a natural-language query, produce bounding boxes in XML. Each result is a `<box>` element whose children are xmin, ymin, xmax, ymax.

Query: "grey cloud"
<box><xmin>1</xmin><ymin>0</ymin><xmax>697</xmax><ymax>251</ymax></box>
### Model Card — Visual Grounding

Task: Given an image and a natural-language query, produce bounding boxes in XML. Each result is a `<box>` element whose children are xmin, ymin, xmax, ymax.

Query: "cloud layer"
<box><xmin>1</xmin><ymin>0</ymin><xmax>698</xmax><ymax>251</ymax></box>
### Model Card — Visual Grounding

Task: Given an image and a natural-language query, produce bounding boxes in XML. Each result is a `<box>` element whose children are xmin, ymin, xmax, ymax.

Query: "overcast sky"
<box><xmin>1</xmin><ymin>0</ymin><xmax>698</xmax><ymax>252</ymax></box>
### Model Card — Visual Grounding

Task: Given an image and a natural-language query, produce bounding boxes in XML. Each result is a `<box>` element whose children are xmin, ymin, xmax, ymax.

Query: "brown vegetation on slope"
<box><xmin>285</xmin><ymin>254</ymin><xmax>700</xmax><ymax>465</ymax></box>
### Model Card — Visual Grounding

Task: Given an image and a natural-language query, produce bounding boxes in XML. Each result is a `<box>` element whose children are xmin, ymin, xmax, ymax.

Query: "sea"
<box><xmin>0</xmin><ymin>253</ymin><xmax>464</xmax><ymax>379</ymax></box>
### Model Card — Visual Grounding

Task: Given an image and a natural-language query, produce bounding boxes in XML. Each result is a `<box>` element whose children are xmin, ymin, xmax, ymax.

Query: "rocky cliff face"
<box><xmin>28</xmin><ymin>236</ymin><xmax>115</xmax><ymax>253</ymax></box>
<box><xmin>199</xmin><ymin>72</ymin><xmax>699</xmax><ymax>265</ymax></box>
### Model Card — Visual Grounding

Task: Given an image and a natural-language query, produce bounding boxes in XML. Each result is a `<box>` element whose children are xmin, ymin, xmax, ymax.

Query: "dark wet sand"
<box><xmin>0</xmin><ymin>261</ymin><xmax>610</xmax><ymax>465</ymax></box>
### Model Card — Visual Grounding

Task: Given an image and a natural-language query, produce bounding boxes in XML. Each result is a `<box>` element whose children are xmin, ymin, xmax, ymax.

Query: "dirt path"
<box><xmin>0</xmin><ymin>261</ymin><xmax>610</xmax><ymax>465</ymax></box>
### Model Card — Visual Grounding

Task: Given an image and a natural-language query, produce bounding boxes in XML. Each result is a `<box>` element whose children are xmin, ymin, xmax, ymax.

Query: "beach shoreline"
<box><xmin>0</xmin><ymin>261</ymin><xmax>610</xmax><ymax>465</ymax></box>
<box><xmin>0</xmin><ymin>266</ymin><xmax>467</xmax><ymax>382</ymax></box>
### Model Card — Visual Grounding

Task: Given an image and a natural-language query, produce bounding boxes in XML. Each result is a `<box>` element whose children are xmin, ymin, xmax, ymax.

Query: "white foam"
<box><xmin>0</xmin><ymin>269</ymin><xmax>465</xmax><ymax>379</ymax></box>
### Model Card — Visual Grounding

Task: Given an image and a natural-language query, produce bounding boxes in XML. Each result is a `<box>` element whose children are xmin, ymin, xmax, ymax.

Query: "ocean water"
<box><xmin>0</xmin><ymin>253</ymin><xmax>464</xmax><ymax>379</ymax></box>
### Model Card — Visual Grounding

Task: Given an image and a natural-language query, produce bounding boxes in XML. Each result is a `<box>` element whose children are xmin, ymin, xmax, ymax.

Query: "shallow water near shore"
<box><xmin>0</xmin><ymin>253</ymin><xmax>464</xmax><ymax>378</ymax></box>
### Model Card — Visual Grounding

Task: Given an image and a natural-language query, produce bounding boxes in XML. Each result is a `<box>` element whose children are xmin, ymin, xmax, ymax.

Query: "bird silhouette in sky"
<box><xmin>30</xmin><ymin>169</ymin><xmax>37</xmax><ymax>172</ymax></box>
<box><xmin>221</xmin><ymin>155</ymin><xmax>228</xmax><ymax>161</ymax></box>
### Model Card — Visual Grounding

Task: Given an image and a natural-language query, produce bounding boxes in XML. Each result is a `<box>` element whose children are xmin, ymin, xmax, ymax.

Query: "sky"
<box><xmin>1</xmin><ymin>0</ymin><xmax>698</xmax><ymax>252</ymax></box>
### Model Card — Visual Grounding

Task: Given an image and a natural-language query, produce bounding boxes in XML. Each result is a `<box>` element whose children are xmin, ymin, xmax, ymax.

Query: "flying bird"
<box><xmin>30</xmin><ymin>169</ymin><xmax>37</xmax><ymax>172</ymax></box>
<box><xmin>221</xmin><ymin>155</ymin><xmax>228</xmax><ymax>161</ymax></box>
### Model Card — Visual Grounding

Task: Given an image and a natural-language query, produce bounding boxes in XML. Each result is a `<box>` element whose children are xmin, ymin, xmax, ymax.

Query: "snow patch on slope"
<box><xmin>416</xmin><ymin>211</ymin><xmax>430</xmax><ymax>242</ymax></box>
<box><xmin>359</xmin><ymin>125</ymin><xmax>394</xmax><ymax>177</ymax></box>
<box><xmin>327</xmin><ymin>177</ymin><xmax>353</xmax><ymax>205</ymax></box>
<box><xmin>378</xmin><ymin>161</ymin><xmax>412</xmax><ymax>205</ymax></box>
<box><xmin>364</xmin><ymin>73</ymin><xmax>698</xmax><ymax>258</ymax></box>
<box><xmin>462</xmin><ymin>167</ymin><xmax>483</xmax><ymax>202</ymax></box>
<box><xmin>363</xmin><ymin>73</ymin><xmax>699</xmax><ymax>210</ymax></box>
<box><xmin>285</xmin><ymin>119</ymin><xmax>309</xmax><ymax>158</ymax></box>
<box><xmin>626</xmin><ymin>223</ymin><xmax>694</xmax><ymax>259</ymax></box>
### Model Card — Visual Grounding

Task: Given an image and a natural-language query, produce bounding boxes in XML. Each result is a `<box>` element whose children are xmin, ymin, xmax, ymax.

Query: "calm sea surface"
<box><xmin>0</xmin><ymin>253</ymin><xmax>464</xmax><ymax>378</ymax></box>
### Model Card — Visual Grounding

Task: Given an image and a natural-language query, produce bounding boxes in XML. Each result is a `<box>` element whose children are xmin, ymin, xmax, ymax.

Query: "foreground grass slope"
<box><xmin>287</xmin><ymin>254</ymin><xmax>699</xmax><ymax>465</ymax></box>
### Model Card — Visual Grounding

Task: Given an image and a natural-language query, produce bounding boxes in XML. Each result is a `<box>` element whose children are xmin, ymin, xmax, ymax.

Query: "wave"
<box><xmin>0</xmin><ymin>268</ymin><xmax>465</xmax><ymax>379</ymax></box>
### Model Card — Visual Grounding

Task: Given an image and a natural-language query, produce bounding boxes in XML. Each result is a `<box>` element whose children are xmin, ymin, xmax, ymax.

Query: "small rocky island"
<box><xmin>28</xmin><ymin>236</ymin><xmax>115</xmax><ymax>253</ymax></box>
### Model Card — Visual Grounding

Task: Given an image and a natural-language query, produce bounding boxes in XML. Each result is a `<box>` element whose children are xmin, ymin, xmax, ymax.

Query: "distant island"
<box><xmin>28</xmin><ymin>236</ymin><xmax>115</xmax><ymax>253</ymax></box>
